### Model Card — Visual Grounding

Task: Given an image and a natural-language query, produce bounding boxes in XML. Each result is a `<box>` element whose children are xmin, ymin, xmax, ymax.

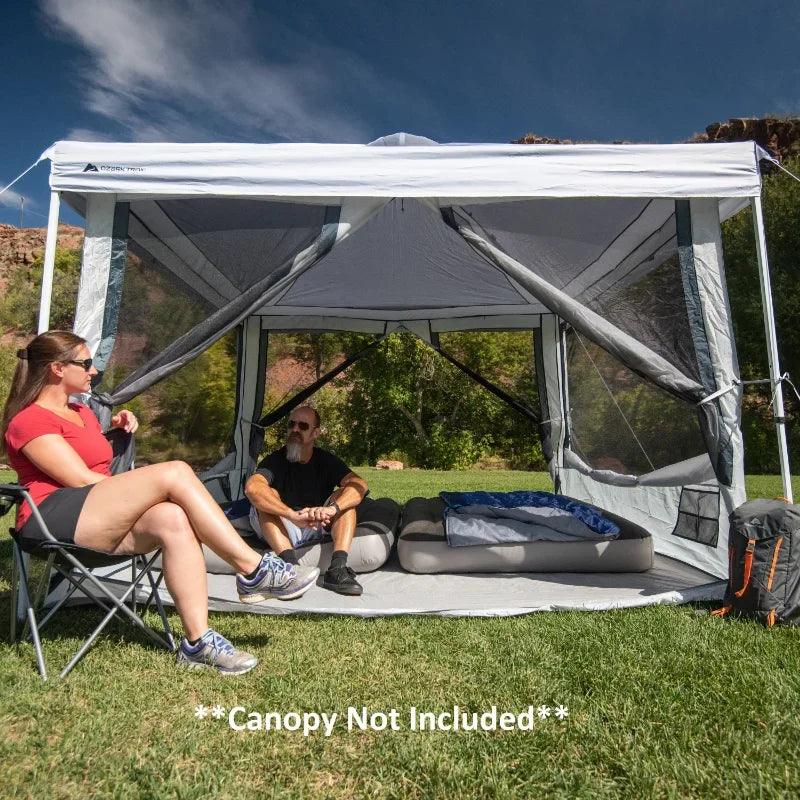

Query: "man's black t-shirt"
<box><xmin>255</xmin><ymin>446</ymin><xmax>351</xmax><ymax>509</ymax></box>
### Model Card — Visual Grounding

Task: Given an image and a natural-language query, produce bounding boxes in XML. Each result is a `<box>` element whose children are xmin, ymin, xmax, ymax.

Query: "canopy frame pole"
<box><xmin>37</xmin><ymin>191</ymin><xmax>61</xmax><ymax>333</ymax></box>
<box><xmin>20</xmin><ymin>192</ymin><xmax>60</xmax><ymax>624</ymax></box>
<box><xmin>750</xmin><ymin>196</ymin><xmax>792</xmax><ymax>502</ymax></box>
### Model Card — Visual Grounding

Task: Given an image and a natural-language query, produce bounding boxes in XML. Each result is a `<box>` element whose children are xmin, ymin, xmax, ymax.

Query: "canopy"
<box><xmin>33</xmin><ymin>134</ymin><xmax>791</xmax><ymax>586</ymax></box>
<box><xmin>44</xmin><ymin>138</ymin><xmax>766</xmax><ymax>201</ymax></box>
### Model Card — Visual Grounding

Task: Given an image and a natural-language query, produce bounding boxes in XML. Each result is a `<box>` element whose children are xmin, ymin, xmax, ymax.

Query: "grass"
<box><xmin>1</xmin><ymin>468</ymin><xmax>799</xmax><ymax>799</ymax></box>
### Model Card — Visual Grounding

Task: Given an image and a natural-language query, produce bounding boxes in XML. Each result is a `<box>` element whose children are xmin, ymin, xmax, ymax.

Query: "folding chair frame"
<box><xmin>2</xmin><ymin>483</ymin><xmax>176</xmax><ymax>681</ymax></box>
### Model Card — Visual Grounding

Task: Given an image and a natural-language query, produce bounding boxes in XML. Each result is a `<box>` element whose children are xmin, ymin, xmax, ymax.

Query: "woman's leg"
<box><xmin>74</xmin><ymin>461</ymin><xmax>261</xmax><ymax>575</ymax></box>
<box><xmin>108</xmin><ymin>502</ymin><xmax>210</xmax><ymax>640</ymax></box>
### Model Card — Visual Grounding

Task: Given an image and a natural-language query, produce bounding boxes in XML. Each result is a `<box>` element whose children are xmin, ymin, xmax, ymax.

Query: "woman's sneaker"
<box><xmin>176</xmin><ymin>629</ymin><xmax>258</xmax><ymax>675</ymax></box>
<box><xmin>237</xmin><ymin>552</ymin><xmax>319</xmax><ymax>603</ymax></box>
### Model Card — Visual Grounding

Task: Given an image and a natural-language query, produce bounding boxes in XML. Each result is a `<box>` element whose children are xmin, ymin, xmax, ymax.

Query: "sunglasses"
<box><xmin>66</xmin><ymin>358</ymin><xmax>94</xmax><ymax>371</ymax></box>
<box><xmin>287</xmin><ymin>419</ymin><xmax>311</xmax><ymax>431</ymax></box>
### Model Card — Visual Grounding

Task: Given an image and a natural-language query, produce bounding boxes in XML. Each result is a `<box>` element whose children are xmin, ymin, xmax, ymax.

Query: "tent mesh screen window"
<box><xmin>565</xmin><ymin>330</ymin><xmax>707</xmax><ymax>475</ymax></box>
<box><xmin>96</xmin><ymin>235</ymin><xmax>237</xmax><ymax>470</ymax></box>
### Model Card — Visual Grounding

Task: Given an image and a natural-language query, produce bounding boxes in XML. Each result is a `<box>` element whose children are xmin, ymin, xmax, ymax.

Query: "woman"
<box><xmin>1</xmin><ymin>331</ymin><xmax>319</xmax><ymax>675</ymax></box>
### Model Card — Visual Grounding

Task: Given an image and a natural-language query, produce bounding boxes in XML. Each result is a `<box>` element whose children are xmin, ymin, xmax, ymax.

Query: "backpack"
<box><xmin>713</xmin><ymin>498</ymin><xmax>800</xmax><ymax>627</ymax></box>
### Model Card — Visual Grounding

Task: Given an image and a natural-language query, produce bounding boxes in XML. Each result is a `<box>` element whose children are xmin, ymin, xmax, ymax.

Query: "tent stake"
<box><xmin>750</xmin><ymin>196</ymin><xmax>793</xmax><ymax>502</ymax></box>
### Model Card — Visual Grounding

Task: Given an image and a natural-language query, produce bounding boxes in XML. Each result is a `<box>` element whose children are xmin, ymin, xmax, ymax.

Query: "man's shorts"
<box><xmin>249</xmin><ymin>505</ymin><xmax>327</xmax><ymax>548</ymax></box>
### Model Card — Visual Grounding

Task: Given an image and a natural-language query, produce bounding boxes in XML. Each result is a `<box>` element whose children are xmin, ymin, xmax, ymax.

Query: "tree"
<box><xmin>0</xmin><ymin>246</ymin><xmax>81</xmax><ymax>333</ymax></box>
<box><xmin>721</xmin><ymin>155</ymin><xmax>800</xmax><ymax>472</ymax></box>
<box><xmin>142</xmin><ymin>335</ymin><xmax>237</xmax><ymax>466</ymax></box>
<box><xmin>315</xmin><ymin>331</ymin><xmax>545</xmax><ymax>470</ymax></box>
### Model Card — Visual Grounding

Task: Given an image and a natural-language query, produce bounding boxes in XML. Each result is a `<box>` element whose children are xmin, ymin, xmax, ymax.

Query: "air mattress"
<box><xmin>398</xmin><ymin>496</ymin><xmax>653</xmax><ymax>574</ymax></box>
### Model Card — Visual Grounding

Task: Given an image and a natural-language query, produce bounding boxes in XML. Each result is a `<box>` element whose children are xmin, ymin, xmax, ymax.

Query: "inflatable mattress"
<box><xmin>398</xmin><ymin>496</ymin><xmax>653</xmax><ymax>574</ymax></box>
<box><xmin>201</xmin><ymin>496</ymin><xmax>401</xmax><ymax>575</ymax></box>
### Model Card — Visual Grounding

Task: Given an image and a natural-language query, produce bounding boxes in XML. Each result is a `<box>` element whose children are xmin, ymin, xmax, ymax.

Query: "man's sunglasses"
<box><xmin>66</xmin><ymin>358</ymin><xmax>94</xmax><ymax>371</ymax></box>
<box><xmin>287</xmin><ymin>419</ymin><xmax>311</xmax><ymax>431</ymax></box>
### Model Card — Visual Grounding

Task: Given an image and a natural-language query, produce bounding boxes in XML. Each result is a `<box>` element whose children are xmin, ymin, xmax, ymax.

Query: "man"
<box><xmin>245</xmin><ymin>406</ymin><xmax>369</xmax><ymax>596</ymax></box>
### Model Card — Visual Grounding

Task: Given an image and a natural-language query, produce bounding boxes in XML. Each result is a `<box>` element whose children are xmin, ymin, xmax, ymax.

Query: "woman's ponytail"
<box><xmin>1</xmin><ymin>331</ymin><xmax>86</xmax><ymax>456</ymax></box>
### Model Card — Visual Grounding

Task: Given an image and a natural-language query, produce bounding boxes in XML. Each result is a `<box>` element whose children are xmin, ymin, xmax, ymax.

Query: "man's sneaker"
<box><xmin>320</xmin><ymin>564</ymin><xmax>363</xmax><ymax>596</ymax></box>
<box><xmin>176</xmin><ymin>629</ymin><xmax>258</xmax><ymax>675</ymax></box>
<box><xmin>237</xmin><ymin>552</ymin><xmax>319</xmax><ymax>603</ymax></box>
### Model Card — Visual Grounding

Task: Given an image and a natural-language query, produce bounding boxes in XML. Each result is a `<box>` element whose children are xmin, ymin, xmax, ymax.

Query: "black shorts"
<box><xmin>15</xmin><ymin>485</ymin><xmax>94</xmax><ymax>553</ymax></box>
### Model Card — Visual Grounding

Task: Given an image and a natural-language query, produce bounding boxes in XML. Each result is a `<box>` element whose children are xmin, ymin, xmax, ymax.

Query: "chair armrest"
<box><xmin>0</xmin><ymin>484</ymin><xmax>60</xmax><ymax>544</ymax></box>
<box><xmin>0</xmin><ymin>483</ymin><xmax>24</xmax><ymax>518</ymax></box>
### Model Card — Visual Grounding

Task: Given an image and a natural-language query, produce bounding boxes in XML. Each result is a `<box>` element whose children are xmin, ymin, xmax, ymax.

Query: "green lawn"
<box><xmin>1</xmin><ymin>469</ymin><xmax>799</xmax><ymax>799</ymax></box>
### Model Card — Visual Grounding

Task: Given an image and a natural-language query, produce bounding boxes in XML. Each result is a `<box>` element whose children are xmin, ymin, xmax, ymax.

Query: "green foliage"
<box><xmin>290</xmin><ymin>332</ymin><xmax>344</xmax><ymax>380</ymax></box>
<box><xmin>0</xmin><ymin>246</ymin><xmax>81</xmax><ymax>333</ymax></box>
<box><xmin>0</xmin><ymin>345</ymin><xmax>17</xmax><ymax>423</ymax></box>
<box><xmin>137</xmin><ymin>335</ymin><xmax>237</xmax><ymax>466</ymax></box>
<box><xmin>722</xmin><ymin>155</ymin><xmax>800</xmax><ymax>472</ymax></box>
<box><xmin>426</xmin><ymin>423</ymin><xmax>489</xmax><ymax>470</ymax></box>
<box><xmin>95</xmin><ymin>247</ymin><xmax>209</xmax><ymax>386</ymax></box>
<box><xmin>304</xmin><ymin>331</ymin><xmax>545</xmax><ymax>470</ymax></box>
<box><xmin>253</xmin><ymin>331</ymin><xmax>544</xmax><ymax>470</ymax></box>
<box><xmin>566</xmin><ymin>335</ymin><xmax>707</xmax><ymax>473</ymax></box>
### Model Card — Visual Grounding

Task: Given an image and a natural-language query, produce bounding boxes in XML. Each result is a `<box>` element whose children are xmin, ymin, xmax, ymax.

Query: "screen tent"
<box><xmin>33</xmin><ymin>135</ymin><xmax>791</xmax><ymax>609</ymax></box>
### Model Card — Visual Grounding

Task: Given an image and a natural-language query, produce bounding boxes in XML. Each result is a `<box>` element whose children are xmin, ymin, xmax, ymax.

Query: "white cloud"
<box><xmin>64</xmin><ymin>127</ymin><xmax>116</xmax><ymax>142</ymax></box>
<box><xmin>40</xmin><ymin>0</ymin><xmax>408</xmax><ymax>143</ymax></box>
<box><xmin>0</xmin><ymin>188</ymin><xmax>32</xmax><ymax>209</ymax></box>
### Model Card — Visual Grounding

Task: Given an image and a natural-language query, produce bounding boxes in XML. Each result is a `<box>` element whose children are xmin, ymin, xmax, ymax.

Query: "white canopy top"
<box><xmin>43</xmin><ymin>138</ymin><xmax>769</xmax><ymax>201</ymax></box>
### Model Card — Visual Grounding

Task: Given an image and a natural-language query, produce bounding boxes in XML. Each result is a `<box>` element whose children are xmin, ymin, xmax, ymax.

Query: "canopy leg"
<box><xmin>750</xmin><ymin>196</ymin><xmax>793</xmax><ymax>502</ymax></box>
<box><xmin>37</xmin><ymin>191</ymin><xmax>61</xmax><ymax>334</ymax></box>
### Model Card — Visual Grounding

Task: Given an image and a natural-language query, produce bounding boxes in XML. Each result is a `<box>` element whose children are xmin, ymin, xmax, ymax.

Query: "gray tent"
<box><xmin>32</xmin><ymin>134</ymin><xmax>793</xmax><ymax>614</ymax></box>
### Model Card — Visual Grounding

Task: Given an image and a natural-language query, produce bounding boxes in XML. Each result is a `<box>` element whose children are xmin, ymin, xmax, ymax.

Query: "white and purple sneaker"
<box><xmin>237</xmin><ymin>552</ymin><xmax>319</xmax><ymax>603</ymax></box>
<box><xmin>176</xmin><ymin>629</ymin><xmax>258</xmax><ymax>675</ymax></box>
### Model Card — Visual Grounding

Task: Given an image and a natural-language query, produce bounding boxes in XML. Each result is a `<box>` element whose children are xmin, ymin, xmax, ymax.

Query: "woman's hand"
<box><xmin>111</xmin><ymin>409</ymin><xmax>139</xmax><ymax>434</ymax></box>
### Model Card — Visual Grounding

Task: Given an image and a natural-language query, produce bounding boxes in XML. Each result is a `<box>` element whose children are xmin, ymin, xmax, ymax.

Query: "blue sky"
<box><xmin>1</xmin><ymin>0</ymin><xmax>798</xmax><ymax>228</ymax></box>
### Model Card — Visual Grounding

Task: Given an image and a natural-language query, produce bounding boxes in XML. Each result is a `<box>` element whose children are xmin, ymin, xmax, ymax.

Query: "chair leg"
<box><xmin>13</xmin><ymin>542</ymin><xmax>48</xmax><ymax>680</ymax></box>
<box><xmin>56</xmin><ymin>559</ymin><xmax>175</xmax><ymax>679</ymax></box>
<box><xmin>38</xmin><ymin>566</ymin><xmax>115</xmax><ymax>632</ymax></box>
<box><xmin>60</xmin><ymin>551</ymin><xmax>174</xmax><ymax>646</ymax></box>
<box><xmin>9</xmin><ymin>546</ymin><xmax>19</xmax><ymax>645</ymax></box>
<box><xmin>130</xmin><ymin>559</ymin><xmax>137</xmax><ymax>615</ymax></box>
<box><xmin>11</xmin><ymin>548</ymin><xmax>35</xmax><ymax>641</ymax></box>
<box><xmin>59</xmin><ymin>599</ymin><xmax>129</xmax><ymax>679</ymax></box>
<box><xmin>21</xmin><ymin>553</ymin><xmax>57</xmax><ymax>642</ymax></box>
<box><xmin>27</xmin><ymin>607</ymin><xmax>48</xmax><ymax>681</ymax></box>
<box><xmin>32</xmin><ymin>552</ymin><xmax>56</xmax><ymax>611</ymax></box>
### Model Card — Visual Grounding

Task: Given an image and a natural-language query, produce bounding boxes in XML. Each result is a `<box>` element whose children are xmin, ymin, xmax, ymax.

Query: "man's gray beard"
<box><xmin>285</xmin><ymin>441</ymin><xmax>303</xmax><ymax>462</ymax></box>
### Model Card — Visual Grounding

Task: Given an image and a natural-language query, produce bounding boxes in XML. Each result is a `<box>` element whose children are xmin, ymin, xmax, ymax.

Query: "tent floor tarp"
<box><xmin>86</xmin><ymin>554</ymin><xmax>724</xmax><ymax>618</ymax></box>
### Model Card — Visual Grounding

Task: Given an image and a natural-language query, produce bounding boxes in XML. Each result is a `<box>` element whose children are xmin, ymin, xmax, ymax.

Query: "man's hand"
<box><xmin>299</xmin><ymin>505</ymin><xmax>337</xmax><ymax>524</ymax></box>
<box><xmin>286</xmin><ymin>508</ymin><xmax>312</xmax><ymax>525</ymax></box>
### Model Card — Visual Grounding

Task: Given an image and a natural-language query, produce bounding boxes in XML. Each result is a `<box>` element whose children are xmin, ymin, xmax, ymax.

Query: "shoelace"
<box><xmin>202</xmin><ymin>630</ymin><xmax>234</xmax><ymax>655</ymax></box>
<box><xmin>253</xmin><ymin>553</ymin><xmax>296</xmax><ymax>586</ymax></box>
<box><xmin>330</xmin><ymin>564</ymin><xmax>357</xmax><ymax>580</ymax></box>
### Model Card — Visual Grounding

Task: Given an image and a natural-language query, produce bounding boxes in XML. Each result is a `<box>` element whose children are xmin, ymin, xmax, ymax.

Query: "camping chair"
<box><xmin>1</xmin><ymin>433</ymin><xmax>175</xmax><ymax>680</ymax></box>
<box><xmin>2</xmin><ymin>483</ymin><xmax>176</xmax><ymax>680</ymax></box>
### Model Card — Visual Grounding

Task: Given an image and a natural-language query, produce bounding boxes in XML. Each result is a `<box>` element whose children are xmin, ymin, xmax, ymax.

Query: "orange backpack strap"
<box><xmin>766</xmin><ymin>537</ymin><xmax>784</xmax><ymax>592</ymax></box>
<box><xmin>734</xmin><ymin>538</ymin><xmax>757</xmax><ymax>598</ymax></box>
<box><xmin>711</xmin><ymin>606</ymin><xmax>732</xmax><ymax>617</ymax></box>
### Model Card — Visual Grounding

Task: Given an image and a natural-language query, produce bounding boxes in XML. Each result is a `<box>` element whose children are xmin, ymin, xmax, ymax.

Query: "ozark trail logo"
<box><xmin>82</xmin><ymin>163</ymin><xmax>144</xmax><ymax>173</ymax></box>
